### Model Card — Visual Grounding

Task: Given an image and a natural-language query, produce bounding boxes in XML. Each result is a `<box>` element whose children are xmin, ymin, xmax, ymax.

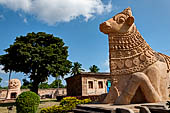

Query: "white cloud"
<box><xmin>104</xmin><ymin>59</ymin><xmax>109</xmax><ymax>67</ymax></box>
<box><xmin>84</xmin><ymin>68</ymin><xmax>90</xmax><ymax>72</ymax></box>
<box><xmin>105</xmin><ymin>1</ymin><xmax>112</xmax><ymax>12</ymax></box>
<box><xmin>105</xmin><ymin>68</ymin><xmax>110</xmax><ymax>72</ymax></box>
<box><xmin>103</xmin><ymin>59</ymin><xmax>110</xmax><ymax>72</ymax></box>
<box><xmin>18</xmin><ymin>13</ymin><xmax>23</xmax><ymax>17</ymax></box>
<box><xmin>0</xmin><ymin>0</ymin><xmax>112</xmax><ymax>25</ymax></box>
<box><xmin>23</xmin><ymin>18</ymin><xmax>28</xmax><ymax>23</ymax></box>
<box><xmin>18</xmin><ymin>13</ymin><xmax>28</xmax><ymax>23</ymax></box>
<box><xmin>0</xmin><ymin>65</ymin><xmax>6</xmax><ymax>74</ymax></box>
<box><xmin>0</xmin><ymin>0</ymin><xmax>31</xmax><ymax>12</ymax></box>
<box><xmin>1</xmin><ymin>80</ymin><xmax>8</xmax><ymax>86</ymax></box>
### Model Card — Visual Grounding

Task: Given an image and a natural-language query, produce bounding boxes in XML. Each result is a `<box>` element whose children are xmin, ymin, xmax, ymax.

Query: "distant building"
<box><xmin>65</xmin><ymin>72</ymin><xmax>111</xmax><ymax>96</ymax></box>
<box><xmin>0</xmin><ymin>88</ymin><xmax>67</xmax><ymax>100</ymax></box>
<box><xmin>0</xmin><ymin>79</ymin><xmax>67</xmax><ymax>100</ymax></box>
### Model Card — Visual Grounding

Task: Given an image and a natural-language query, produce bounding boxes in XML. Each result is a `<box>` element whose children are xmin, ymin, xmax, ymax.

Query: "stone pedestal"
<box><xmin>6</xmin><ymin>79</ymin><xmax>21</xmax><ymax>99</ymax></box>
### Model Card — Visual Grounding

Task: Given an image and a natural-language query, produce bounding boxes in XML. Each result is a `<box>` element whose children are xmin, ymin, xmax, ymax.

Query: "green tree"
<box><xmin>50</xmin><ymin>79</ymin><xmax>65</xmax><ymax>88</ymax></box>
<box><xmin>39</xmin><ymin>82</ymin><xmax>50</xmax><ymax>89</ymax></box>
<box><xmin>89</xmin><ymin>65</ymin><xmax>100</xmax><ymax>73</ymax></box>
<box><xmin>22</xmin><ymin>79</ymin><xmax>30</xmax><ymax>86</ymax></box>
<box><xmin>21</xmin><ymin>79</ymin><xmax>66</xmax><ymax>89</ymax></box>
<box><xmin>70</xmin><ymin>62</ymin><xmax>84</xmax><ymax>76</ymax></box>
<box><xmin>21</xmin><ymin>79</ymin><xmax>32</xmax><ymax>89</ymax></box>
<box><xmin>0</xmin><ymin>32</ymin><xmax>72</xmax><ymax>94</ymax></box>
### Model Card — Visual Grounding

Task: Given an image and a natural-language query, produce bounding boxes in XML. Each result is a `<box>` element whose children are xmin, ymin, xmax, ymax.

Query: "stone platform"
<box><xmin>73</xmin><ymin>102</ymin><xmax>169</xmax><ymax>113</ymax></box>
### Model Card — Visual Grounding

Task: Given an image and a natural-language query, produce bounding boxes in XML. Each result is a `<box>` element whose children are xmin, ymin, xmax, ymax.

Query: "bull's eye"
<box><xmin>117</xmin><ymin>17</ymin><xmax>125</xmax><ymax>24</ymax></box>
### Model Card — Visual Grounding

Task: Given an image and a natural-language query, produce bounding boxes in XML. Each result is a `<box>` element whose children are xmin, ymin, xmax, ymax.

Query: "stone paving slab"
<box><xmin>76</xmin><ymin>102</ymin><xmax>169</xmax><ymax>113</ymax></box>
<box><xmin>79</xmin><ymin>102</ymin><xmax>167</xmax><ymax>108</ymax></box>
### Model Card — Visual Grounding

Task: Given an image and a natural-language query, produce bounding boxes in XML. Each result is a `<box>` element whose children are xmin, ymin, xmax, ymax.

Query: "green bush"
<box><xmin>60</xmin><ymin>97</ymin><xmax>81</xmax><ymax>110</ymax></box>
<box><xmin>16</xmin><ymin>91</ymin><xmax>40</xmax><ymax>113</ymax></box>
<box><xmin>40</xmin><ymin>97</ymin><xmax>91</xmax><ymax>113</ymax></box>
<box><xmin>40</xmin><ymin>105</ymin><xmax>68</xmax><ymax>113</ymax></box>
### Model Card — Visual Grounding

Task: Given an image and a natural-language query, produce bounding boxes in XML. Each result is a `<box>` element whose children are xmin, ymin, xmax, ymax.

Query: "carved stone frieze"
<box><xmin>109</xmin><ymin>26</ymin><xmax>158</xmax><ymax>75</ymax></box>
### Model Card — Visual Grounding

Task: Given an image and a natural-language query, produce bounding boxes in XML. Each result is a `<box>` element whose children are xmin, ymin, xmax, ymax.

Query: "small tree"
<box><xmin>70</xmin><ymin>62</ymin><xmax>84</xmax><ymax>76</ymax></box>
<box><xmin>50</xmin><ymin>79</ymin><xmax>65</xmax><ymax>88</ymax></box>
<box><xmin>89</xmin><ymin>65</ymin><xmax>100</xmax><ymax>73</ymax></box>
<box><xmin>39</xmin><ymin>82</ymin><xmax>50</xmax><ymax>89</ymax></box>
<box><xmin>0</xmin><ymin>32</ymin><xmax>72</xmax><ymax>94</ymax></box>
<box><xmin>16</xmin><ymin>91</ymin><xmax>40</xmax><ymax>113</ymax></box>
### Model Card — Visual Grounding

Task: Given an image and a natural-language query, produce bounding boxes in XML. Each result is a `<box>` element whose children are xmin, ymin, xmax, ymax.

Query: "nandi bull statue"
<box><xmin>100</xmin><ymin>7</ymin><xmax>170</xmax><ymax>104</ymax></box>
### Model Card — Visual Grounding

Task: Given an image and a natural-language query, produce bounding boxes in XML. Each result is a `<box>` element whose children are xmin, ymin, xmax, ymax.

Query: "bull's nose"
<box><xmin>102</xmin><ymin>22</ymin><xmax>107</xmax><ymax>25</ymax></box>
<box><xmin>100</xmin><ymin>21</ymin><xmax>111</xmax><ymax>32</ymax></box>
<box><xmin>100</xmin><ymin>22</ymin><xmax>111</xmax><ymax>30</ymax></box>
<box><xmin>100</xmin><ymin>21</ymin><xmax>111</xmax><ymax>27</ymax></box>
<box><xmin>100</xmin><ymin>22</ymin><xmax>106</xmax><ymax>28</ymax></box>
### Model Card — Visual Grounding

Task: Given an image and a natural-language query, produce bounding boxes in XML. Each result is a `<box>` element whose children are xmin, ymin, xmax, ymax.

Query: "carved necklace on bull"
<box><xmin>109</xmin><ymin>22</ymin><xmax>158</xmax><ymax>75</ymax></box>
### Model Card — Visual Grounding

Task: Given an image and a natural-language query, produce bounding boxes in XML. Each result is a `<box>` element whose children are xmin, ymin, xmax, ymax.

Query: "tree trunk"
<box><xmin>5</xmin><ymin>70</ymin><xmax>12</xmax><ymax>99</ymax></box>
<box><xmin>30</xmin><ymin>80</ymin><xmax>40</xmax><ymax>94</ymax></box>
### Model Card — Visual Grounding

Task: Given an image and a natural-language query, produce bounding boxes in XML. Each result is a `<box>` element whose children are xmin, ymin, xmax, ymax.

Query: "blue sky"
<box><xmin>0</xmin><ymin>0</ymin><xmax>170</xmax><ymax>86</ymax></box>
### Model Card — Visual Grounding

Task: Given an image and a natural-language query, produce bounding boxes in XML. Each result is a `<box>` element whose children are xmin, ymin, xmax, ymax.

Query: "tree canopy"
<box><xmin>21</xmin><ymin>79</ymin><xmax>32</xmax><ymax>89</ymax></box>
<box><xmin>70</xmin><ymin>62</ymin><xmax>84</xmax><ymax>76</ymax></box>
<box><xmin>89</xmin><ymin>65</ymin><xmax>100</xmax><ymax>73</ymax></box>
<box><xmin>49</xmin><ymin>79</ymin><xmax>65</xmax><ymax>88</ymax></box>
<box><xmin>38</xmin><ymin>82</ymin><xmax>50</xmax><ymax>89</ymax></box>
<box><xmin>21</xmin><ymin>79</ymin><xmax>65</xmax><ymax>89</ymax></box>
<box><xmin>0</xmin><ymin>32</ymin><xmax>72</xmax><ymax>94</ymax></box>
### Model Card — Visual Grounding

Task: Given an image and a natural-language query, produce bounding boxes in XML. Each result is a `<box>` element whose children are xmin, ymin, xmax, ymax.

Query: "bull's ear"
<box><xmin>127</xmin><ymin>16</ymin><xmax>134</xmax><ymax>26</ymax></box>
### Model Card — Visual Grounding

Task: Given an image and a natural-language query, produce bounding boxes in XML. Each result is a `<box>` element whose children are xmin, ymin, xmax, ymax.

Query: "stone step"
<box><xmin>75</xmin><ymin>105</ymin><xmax>141</xmax><ymax>113</ymax></box>
<box><xmin>76</xmin><ymin>105</ymin><xmax>113</xmax><ymax>113</ymax></box>
<box><xmin>149</xmin><ymin>109</ymin><xmax>169</xmax><ymax>113</ymax></box>
<box><xmin>73</xmin><ymin>108</ymin><xmax>102</xmax><ymax>113</ymax></box>
<box><xmin>128</xmin><ymin>106</ymin><xmax>140</xmax><ymax>113</ymax></box>
<box><xmin>131</xmin><ymin>108</ymin><xmax>140</xmax><ymax>113</ymax></box>
<box><xmin>73</xmin><ymin>103</ymin><xmax>169</xmax><ymax>113</ymax></box>
<box><xmin>140</xmin><ymin>104</ymin><xmax>169</xmax><ymax>113</ymax></box>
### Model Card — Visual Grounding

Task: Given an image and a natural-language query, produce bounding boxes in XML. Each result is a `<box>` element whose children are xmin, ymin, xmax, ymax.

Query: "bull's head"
<box><xmin>100</xmin><ymin>7</ymin><xmax>134</xmax><ymax>34</ymax></box>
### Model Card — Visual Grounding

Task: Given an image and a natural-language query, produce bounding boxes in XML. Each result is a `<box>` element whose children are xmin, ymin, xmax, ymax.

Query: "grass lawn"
<box><xmin>0</xmin><ymin>99</ymin><xmax>60</xmax><ymax>113</ymax></box>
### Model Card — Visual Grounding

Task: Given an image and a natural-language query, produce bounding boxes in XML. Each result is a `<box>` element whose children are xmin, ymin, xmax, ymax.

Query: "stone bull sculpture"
<box><xmin>100</xmin><ymin>7</ymin><xmax>170</xmax><ymax>104</ymax></box>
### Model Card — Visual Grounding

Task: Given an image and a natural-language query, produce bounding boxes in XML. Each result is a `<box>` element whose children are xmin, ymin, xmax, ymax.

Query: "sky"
<box><xmin>0</xmin><ymin>0</ymin><xmax>170</xmax><ymax>86</ymax></box>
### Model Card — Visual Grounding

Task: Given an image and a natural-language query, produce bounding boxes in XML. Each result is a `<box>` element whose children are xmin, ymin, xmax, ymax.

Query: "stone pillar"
<box><xmin>7</xmin><ymin>79</ymin><xmax>21</xmax><ymax>99</ymax></box>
